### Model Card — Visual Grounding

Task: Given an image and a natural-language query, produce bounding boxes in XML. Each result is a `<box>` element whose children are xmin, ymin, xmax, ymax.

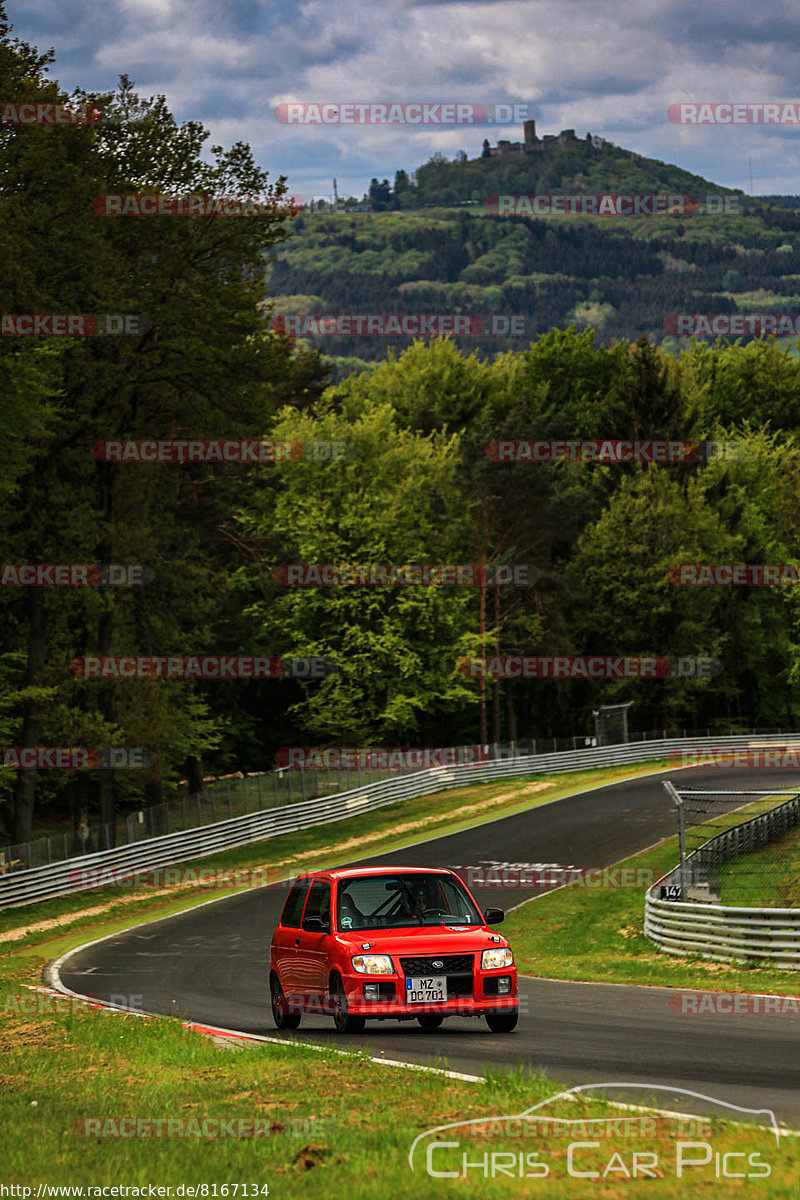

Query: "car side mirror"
<box><xmin>303</xmin><ymin>916</ymin><xmax>329</xmax><ymax>933</ymax></box>
<box><xmin>483</xmin><ymin>907</ymin><xmax>505</xmax><ymax>925</ymax></box>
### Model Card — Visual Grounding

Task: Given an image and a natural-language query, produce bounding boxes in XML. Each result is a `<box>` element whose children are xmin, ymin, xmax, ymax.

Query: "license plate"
<box><xmin>406</xmin><ymin>976</ymin><xmax>447</xmax><ymax>1003</ymax></box>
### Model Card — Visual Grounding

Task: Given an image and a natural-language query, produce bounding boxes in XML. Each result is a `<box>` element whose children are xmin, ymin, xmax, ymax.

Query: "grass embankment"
<box><xmin>717</xmin><ymin>824</ymin><xmax>800</xmax><ymax>908</ymax></box>
<box><xmin>507</xmin><ymin>794</ymin><xmax>800</xmax><ymax>994</ymax></box>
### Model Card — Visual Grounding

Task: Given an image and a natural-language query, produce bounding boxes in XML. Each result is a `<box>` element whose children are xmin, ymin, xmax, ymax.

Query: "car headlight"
<box><xmin>482</xmin><ymin>947</ymin><xmax>514</xmax><ymax>970</ymax></box>
<box><xmin>351</xmin><ymin>954</ymin><xmax>394</xmax><ymax>975</ymax></box>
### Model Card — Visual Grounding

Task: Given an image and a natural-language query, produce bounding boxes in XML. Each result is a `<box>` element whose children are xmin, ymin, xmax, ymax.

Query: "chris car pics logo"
<box><xmin>409</xmin><ymin>1083</ymin><xmax>779</xmax><ymax>1180</ymax></box>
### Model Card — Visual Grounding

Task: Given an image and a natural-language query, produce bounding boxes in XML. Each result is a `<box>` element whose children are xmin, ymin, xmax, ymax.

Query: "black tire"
<box><xmin>270</xmin><ymin>974</ymin><xmax>301</xmax><ymax>1031</ymax></box>
<box><xmin>486</xmin><ymin>1009</ymin><xmax>518</xmax><ymax>1033</ymax></box>
<box><xmin>330</xmin><ymin>975</ymin><xmax>366</xmax><ymax>1034</ymax></box>
<box><xmin>417</xmin><ymin>1015</ymin><xmax>444</xmax><ymax>1031</ymax></box>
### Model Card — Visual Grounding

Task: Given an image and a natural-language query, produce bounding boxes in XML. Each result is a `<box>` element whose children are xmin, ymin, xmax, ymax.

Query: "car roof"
<box><xmin>294</xmin><ymin>866</ymin><xmax>455</xmax><ymax>882</ymax></box>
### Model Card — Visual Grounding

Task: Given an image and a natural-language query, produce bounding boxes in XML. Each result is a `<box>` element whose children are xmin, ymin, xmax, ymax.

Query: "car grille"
<box><xmin>399</xmin><ymin>954</ymin><xmax>474</xmax><ymax>998</ymax></box>
<box><xmin>399</xmin><ymin>954</ymin><xmax>473</xmax><ymax>975</ymax></box>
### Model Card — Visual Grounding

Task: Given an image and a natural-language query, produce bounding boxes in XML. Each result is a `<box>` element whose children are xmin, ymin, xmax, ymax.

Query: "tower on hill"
<box><xmin>481</xmin><ymin>124</ymin><xmax>580</xmax><ymax>159</ymax></box>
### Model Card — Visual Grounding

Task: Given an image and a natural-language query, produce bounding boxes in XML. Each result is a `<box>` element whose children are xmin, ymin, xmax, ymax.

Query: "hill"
<box><xmin>265</xmin><ymin>129</ymin><xmax>800</xmax><ymax>374</ymax></box>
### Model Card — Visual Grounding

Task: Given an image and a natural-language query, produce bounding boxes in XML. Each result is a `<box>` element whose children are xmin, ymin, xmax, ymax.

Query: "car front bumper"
<box><xmin>340</xmin><ymin>971</ymin><xmax>519</xmax><ymax>1017</ymax></box>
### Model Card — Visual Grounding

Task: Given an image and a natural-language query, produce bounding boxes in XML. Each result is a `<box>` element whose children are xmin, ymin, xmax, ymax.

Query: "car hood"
<box><xmin>333</xmin><ymin>926</ymin><xmax>508</xmax><ymax>956</ymax></box>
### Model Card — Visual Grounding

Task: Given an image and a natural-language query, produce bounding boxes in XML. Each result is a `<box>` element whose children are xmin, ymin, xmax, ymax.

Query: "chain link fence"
<box><xmin>666</xmin><ymin>785</ymin><xmax>800</xmax><ymax>906</ymax></box>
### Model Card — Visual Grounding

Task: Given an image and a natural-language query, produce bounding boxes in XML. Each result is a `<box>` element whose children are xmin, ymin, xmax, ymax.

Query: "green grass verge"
<box><xmin>507</xmin><ymin>794</ymin><xmax>800</xmax><ymax>994</ymax></box>
<box><xmin>0</xmin><ymin>973</ymin><xmax>796</xmax><ymax>1194</ymax></box>
<box><xmin>718</xmin><ymin>824</ymin><xmax>800</xmax><ymax>908</ymax></box>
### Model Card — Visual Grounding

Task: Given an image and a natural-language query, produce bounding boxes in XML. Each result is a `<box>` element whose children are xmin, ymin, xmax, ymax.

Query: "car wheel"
<box><xmin>330</xmin><ymin>975</ymin><xmax>366</xmax><ymax>1034</ymax></box>
<box><xmin>270</xmin><ymin>973</ymin><xmax>301</xmax><ymax>1031</ymax></box>
<box><xmin>486</xmin><ymin>1009</ymin><xmax>518</xmax><ymax>1033</ymax></box>
<box><xmin>417</xmin><ymin>1015</ymin><xmax>444</xmax><ymax>1031</ymax></box>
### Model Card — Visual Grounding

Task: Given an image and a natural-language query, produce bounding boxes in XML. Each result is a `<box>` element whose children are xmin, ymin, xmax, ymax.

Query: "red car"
<box><xmin>269</xmin><ymin>866</ymin><xmax>519</xmax><ymax>1033</ymax></box>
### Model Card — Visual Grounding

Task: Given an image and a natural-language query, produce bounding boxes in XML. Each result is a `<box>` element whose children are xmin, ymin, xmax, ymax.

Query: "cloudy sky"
<box><xmin>9</xmin><ymin>0</ymin><xmax>800</xmax><ymax>199</ymax></box>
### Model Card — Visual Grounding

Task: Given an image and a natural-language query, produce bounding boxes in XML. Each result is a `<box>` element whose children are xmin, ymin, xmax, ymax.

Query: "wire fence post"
<box><xmin>664</xmin><ymin>780</ymin><xmax>687</xmax><ymax>897</ymax></box>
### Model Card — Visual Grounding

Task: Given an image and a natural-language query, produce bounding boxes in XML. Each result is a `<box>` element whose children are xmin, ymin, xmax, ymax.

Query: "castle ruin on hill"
<box><xmin>481</xmin><ymin>121</ymin><xmax>606</xmax><ymax>159</ymax></box>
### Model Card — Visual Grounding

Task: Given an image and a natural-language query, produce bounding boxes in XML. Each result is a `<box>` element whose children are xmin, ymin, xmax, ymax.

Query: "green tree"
<box><xmin>231</xmin><ymin>395</ymin><xmax>477</xmax><ymax>742</ymax></box>
<box><xmin>0</xmin><ymin>36</ymin><xmax>323</xmax><ymax>841</ymax></box>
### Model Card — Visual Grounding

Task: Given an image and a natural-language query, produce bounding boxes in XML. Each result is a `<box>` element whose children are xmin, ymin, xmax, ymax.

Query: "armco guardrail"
<box><xmin>2</xmin><ymin>731</ymin><xmax>799</xmax><ymax>911</ymax></box>
<box><xmin>3</xmin><ymin>726</ymin><xmax>781</xmax><ymax>873</ymax></box>
<box><xmin>1</xmin><ymin>726</ymin><xmax>785</xmax><ymax>873</ymax></box>
<box><xmin>645</xmin><ymin>786</ymin><xmax>800</xmax><ymax>967</ymax></box>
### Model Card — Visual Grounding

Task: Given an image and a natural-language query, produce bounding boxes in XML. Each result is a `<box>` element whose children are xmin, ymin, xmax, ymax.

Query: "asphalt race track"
<box><xmin>57</xmin><ymin>765</ymin><xmax>800</xmax><ymax>1124</ymax></box>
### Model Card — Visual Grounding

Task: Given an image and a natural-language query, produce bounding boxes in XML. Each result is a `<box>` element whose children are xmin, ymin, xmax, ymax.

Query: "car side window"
<box><xmin>303</xmin><ymin>880</ymin><xmax>331</xmax><ymax>929</ymax></box>
<box><xmin>281</xmin><ymin>879</ymin><xmax>309</xmax><ymax>928</ymax></box>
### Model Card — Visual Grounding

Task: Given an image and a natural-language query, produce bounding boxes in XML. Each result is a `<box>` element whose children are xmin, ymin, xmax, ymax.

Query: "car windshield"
<box><xmin>336</xmin><ymin>873</ymin><xmax>483</xmax><ymax>931</ymax></box>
